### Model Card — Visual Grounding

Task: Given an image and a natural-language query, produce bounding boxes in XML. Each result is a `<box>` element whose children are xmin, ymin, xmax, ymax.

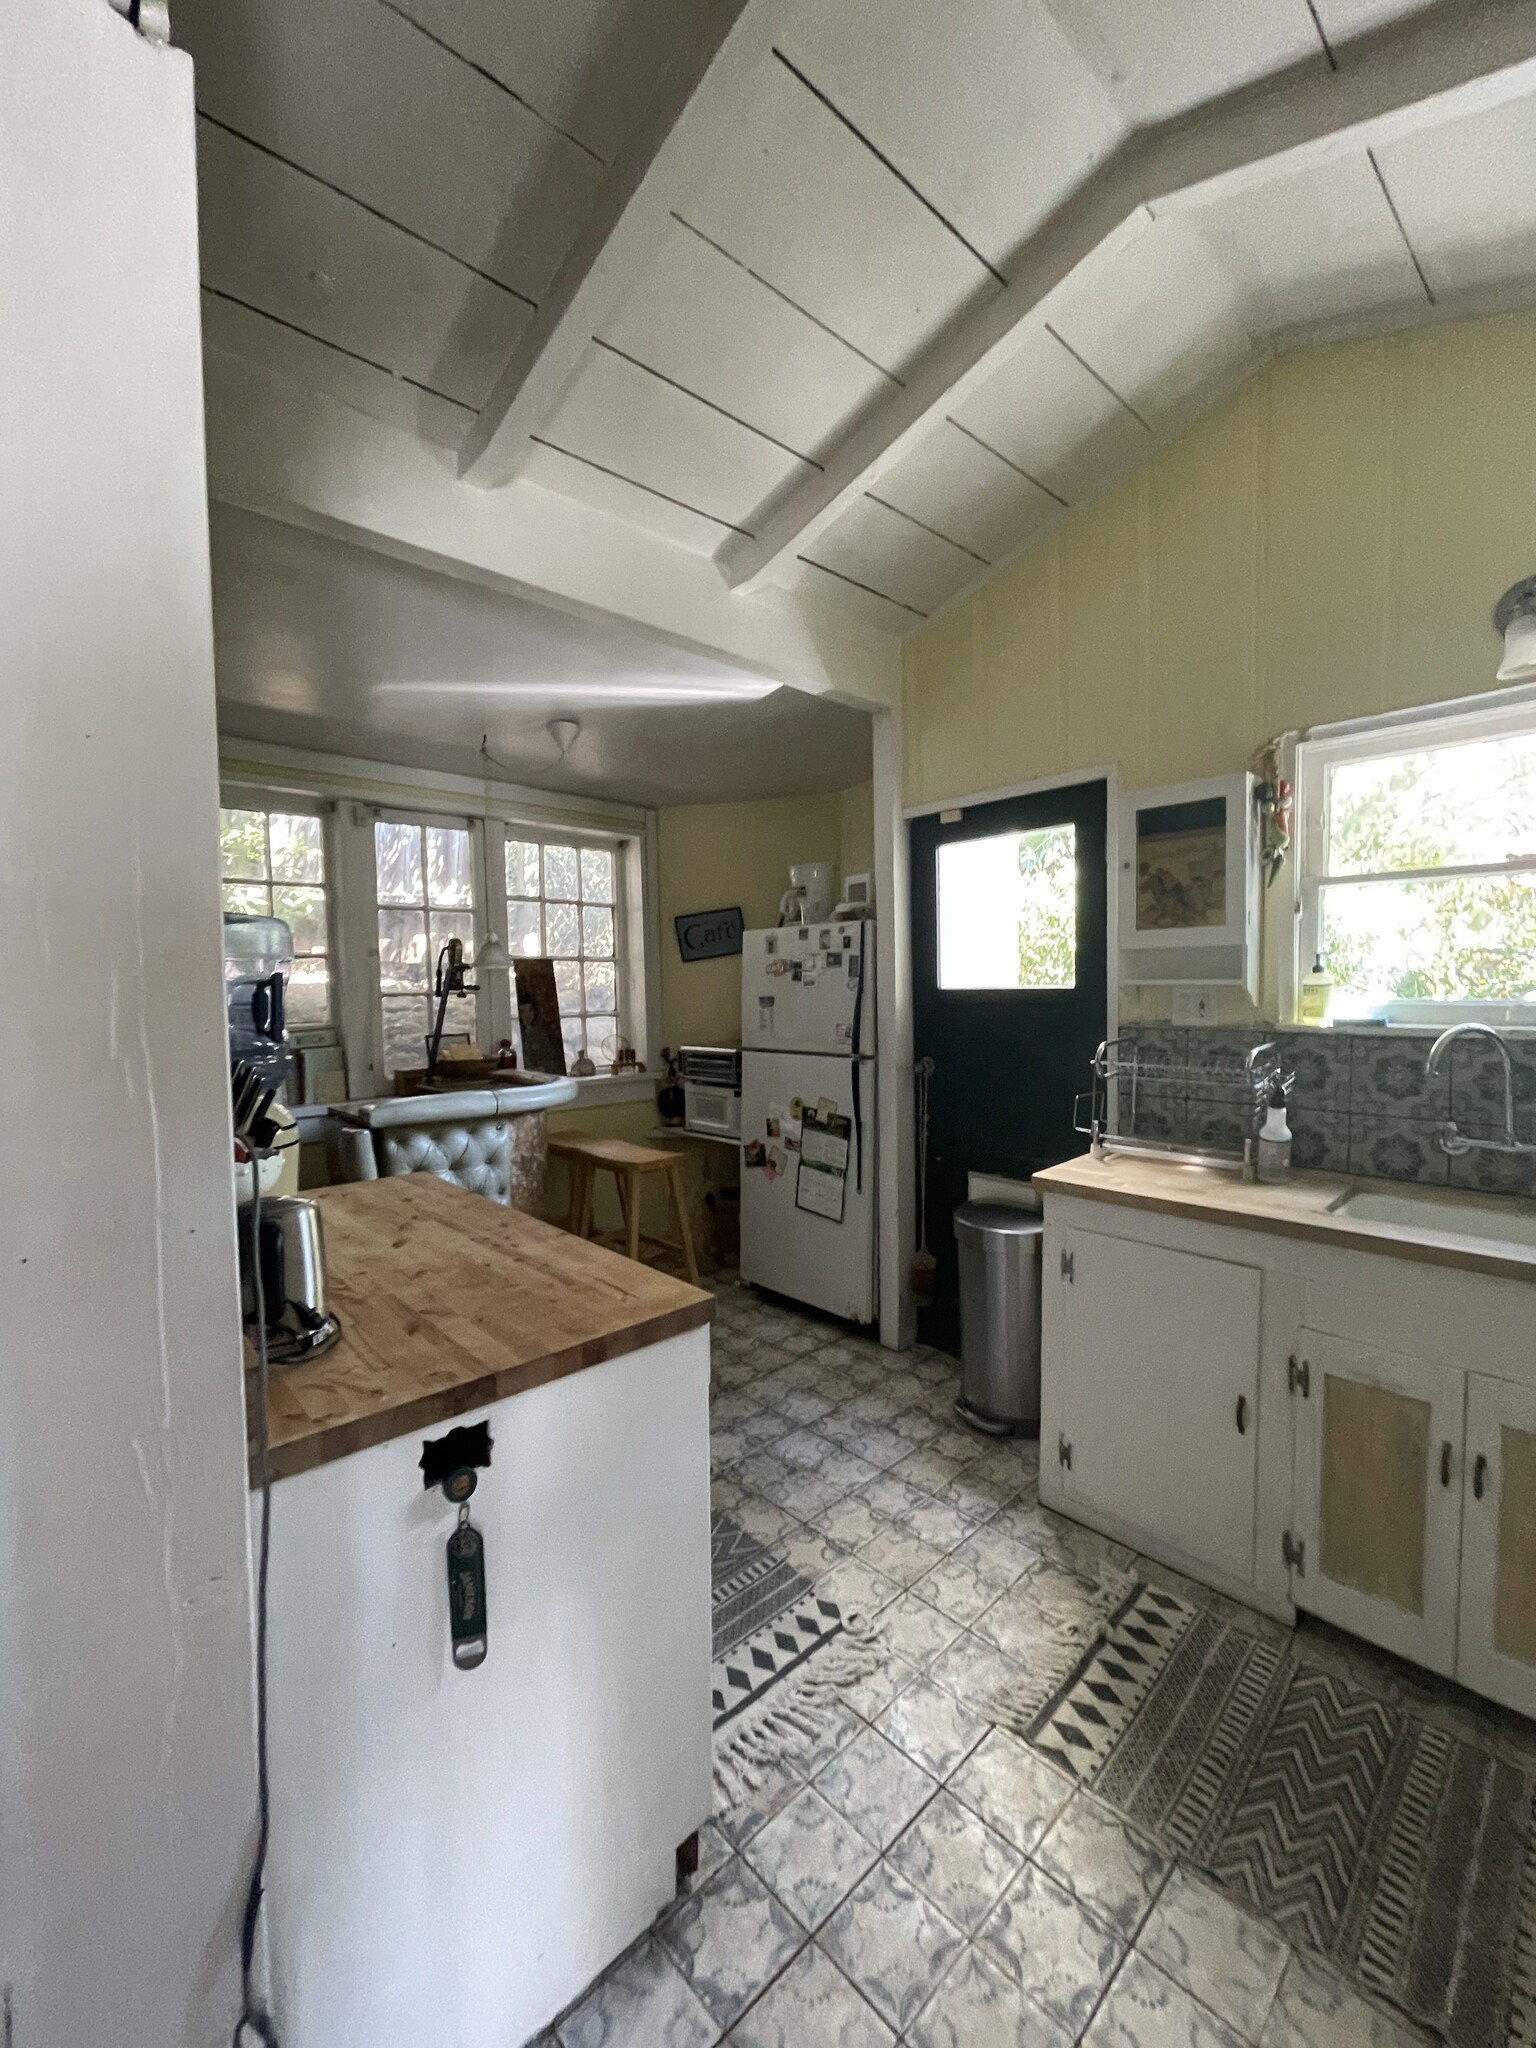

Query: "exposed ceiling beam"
<box><xmin>720</xmin><ymin>0</ymin><xmax>1536</xmax><ymax>595</ymax></box>
<box><xmin>458</xmin><ymin>0</ymin><xmax>794</xmax><ymax>487</ymax></box>
<box><xmin>203</xmin><ymin>345</ymin><xmax>901</xmax><ymax>709</ymax></box>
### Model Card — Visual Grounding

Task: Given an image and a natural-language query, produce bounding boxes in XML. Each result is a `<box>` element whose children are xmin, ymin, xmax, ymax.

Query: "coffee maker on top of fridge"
<box><xmin>739</xmin><ymin>903</ymin><xmax>876</xmax><ymax>1326</ymax></box>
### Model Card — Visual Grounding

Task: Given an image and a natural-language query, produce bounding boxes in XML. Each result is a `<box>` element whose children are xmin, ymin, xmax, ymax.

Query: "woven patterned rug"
<box><xmin>990</xmin><ymin>1580</ymin><xmax>1536</xmax><ymax>2048</ymax></box>
<box><xmin>710</xmin><ymin>1511</ymin><xmax>881</xmax><ymax>1806</ymax></box>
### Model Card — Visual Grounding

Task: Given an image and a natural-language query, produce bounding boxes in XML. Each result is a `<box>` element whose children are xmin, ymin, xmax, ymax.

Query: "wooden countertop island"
<box><xmin>249</xmin><ymin>1172</ymin><xmax>715</xmax><ymax>2048</ymax></box>
<box><xmin>251</xmin><ymin>1174</ymin><xmax>714</xmax><ymax>1483</ymax></box>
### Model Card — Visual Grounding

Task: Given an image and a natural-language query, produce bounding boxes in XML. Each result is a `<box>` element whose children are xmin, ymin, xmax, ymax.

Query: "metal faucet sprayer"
<box><xmin>1424</xmin><ymin>1022</ymin><xmax>1536</xmax><ymax>1159</ymax></box>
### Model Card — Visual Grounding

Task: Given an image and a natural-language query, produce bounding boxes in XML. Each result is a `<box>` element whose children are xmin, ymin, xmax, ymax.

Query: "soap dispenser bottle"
<box><xmin>1256</xmin><ymin>1080</ymin><xmax>1293</xmax><ymax>1184</ymax></box>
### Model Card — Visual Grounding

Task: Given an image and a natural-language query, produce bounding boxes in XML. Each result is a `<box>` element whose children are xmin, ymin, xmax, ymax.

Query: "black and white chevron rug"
<box><xmin>710</xmin><ymin>1512</ymin><xmax>881</xmax><ymax>1807</ymax></box>
<box><xmin>1000</xmin><ymin>1581</ymin><xmax>1536</xmax><ymax>2048</ymax></box>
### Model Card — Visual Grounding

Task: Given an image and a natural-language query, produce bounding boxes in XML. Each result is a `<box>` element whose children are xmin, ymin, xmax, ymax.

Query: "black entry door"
<box><xmin>910</xmin><ymin>778</ymin><xmax>1108</xmax><ymax>1354</ymax></box>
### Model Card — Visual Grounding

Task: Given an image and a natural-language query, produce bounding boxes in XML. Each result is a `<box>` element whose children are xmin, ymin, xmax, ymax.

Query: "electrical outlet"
<box><xmin>1172</xmin><ymin>986</ymin><xmax>1216</xmax><ymax>1025</ymax></box>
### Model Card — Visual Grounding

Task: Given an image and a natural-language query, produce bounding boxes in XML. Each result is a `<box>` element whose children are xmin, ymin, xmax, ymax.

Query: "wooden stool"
<box><xmin>546</xmin><ymin>1134</ymin><xmax>700</xmax><ymax>1286</ymax></box>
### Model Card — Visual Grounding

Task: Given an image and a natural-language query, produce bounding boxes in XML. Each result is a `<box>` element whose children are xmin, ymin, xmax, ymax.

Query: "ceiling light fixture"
<box><xmin>548</xmin><ymin>718</ymin><xmax>581</xmax><ymax>758</ymax></box>
<box><xmin>376</xmin><ymin>675</ymin><xmax>779</xmax><ymax>706</ymax></box>
<box><xmin>1495</xmin><ymin>577</ymin><xmax>1536</xmax><ymax>682</ymax></box>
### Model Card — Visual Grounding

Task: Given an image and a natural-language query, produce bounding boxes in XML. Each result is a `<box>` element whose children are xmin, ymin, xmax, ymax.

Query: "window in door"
<box><xmin>220</xmin><ymin>804</ymin><xmax>331</xmax><ymax>1026</ymax></box>
<box><xmin>1298</xmin><ymin>706</ymin><xmax>1536</xmax><ymax>1022</ymax></box>
<box><xmin>374</xmin><ymin>819</ymin><xmax>475</xmax><ymax>1074</ymax></box>
<box><xmin>937</xmin><ymin>823</ymin><xmax>1077</xmax><ymax>990</ymax></box>
<box><xmin>505</xmin><ymin>837</ymin><xmax>620</xmax><ymax>1063</ymax></box>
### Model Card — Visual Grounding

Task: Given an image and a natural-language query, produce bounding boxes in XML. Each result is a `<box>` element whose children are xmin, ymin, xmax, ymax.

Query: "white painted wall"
<box><xmin>874</xmin><ymin>707</ymin><xmax>917</xmax><ymax>1349</ymax></box>
<box><xmin>260</xmin><ymin>1332</ymin><xmax>713</xmax><ymax>2048</ymax></box>
<box><xmin>0</xmin><ymin>8</ymin><xmax>258</xmax><ymax>2041</ymax></box>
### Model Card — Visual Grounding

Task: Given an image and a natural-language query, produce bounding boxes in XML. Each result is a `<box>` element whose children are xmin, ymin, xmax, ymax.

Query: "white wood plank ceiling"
<box><xmin>185</xmin><ymin>0</ymin><xmax>1536</xmax><ymax>636</ymax></box>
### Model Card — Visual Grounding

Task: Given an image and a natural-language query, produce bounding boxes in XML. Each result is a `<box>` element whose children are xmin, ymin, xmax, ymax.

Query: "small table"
<box><xmin>548</xmin><ymin>1133</ymin><xmax>701</xmax><ymax>1286</ymax></box>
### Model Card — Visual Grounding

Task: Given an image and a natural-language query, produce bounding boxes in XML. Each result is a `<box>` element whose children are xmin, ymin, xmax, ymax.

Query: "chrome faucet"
<box><xmin>1424</xmin><ymin>1023</ymin><xmax>1535</xmax><ymax>1157</ymax></box>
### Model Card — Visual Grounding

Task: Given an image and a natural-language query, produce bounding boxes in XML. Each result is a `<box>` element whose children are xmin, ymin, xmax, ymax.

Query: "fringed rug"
<box><xmin>989</xmin><ymin>1577</ymin><xmax>1536</xmax><ymax>2048</ymax></box>
<box><xmin>711</xmin><ymin>1511</ymin><xmax>881</xmax><ymax>1808</ymax></box>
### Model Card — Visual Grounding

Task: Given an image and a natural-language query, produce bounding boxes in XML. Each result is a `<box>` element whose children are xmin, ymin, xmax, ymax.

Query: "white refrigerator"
<box><xmin>739</xmin><ymin>923</ymin><xmax>877</xmax><ymax>1323</ymax></box>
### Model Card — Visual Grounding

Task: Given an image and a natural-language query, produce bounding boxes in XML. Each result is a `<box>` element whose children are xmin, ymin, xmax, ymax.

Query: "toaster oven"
<box><xmin>679</xmin><ymin>1046</ymin><xmax>741</xmax><ymax>1139</ymax></box>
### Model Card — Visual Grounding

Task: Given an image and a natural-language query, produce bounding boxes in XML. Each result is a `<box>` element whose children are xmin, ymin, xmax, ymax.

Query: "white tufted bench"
<box><xmin>327</xmin><ymin>1077</ymin><xmax>580</xmax><ymax>1212</ymax></box>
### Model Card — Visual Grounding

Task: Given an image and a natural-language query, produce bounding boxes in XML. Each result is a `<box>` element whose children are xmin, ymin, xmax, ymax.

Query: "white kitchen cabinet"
<box><xmin>1052</xmin><ymin>1226</ymin><xmax>1262</xmax><ymax>1586</ymax></box>
<box><xmin>1457</xmin><ymin>1374</ymin><xmax>1536</xmax><ymax>1716</ymax></box>
<box><xmin>1290</xmin><ymin>1333</ymin><xmax>1464</xmax><ymax>1676</ymax></box>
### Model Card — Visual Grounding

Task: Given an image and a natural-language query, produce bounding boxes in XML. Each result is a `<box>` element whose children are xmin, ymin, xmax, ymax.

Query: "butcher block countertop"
<box><xmin>1034</xmin><ymin>1151</ymin><xmax>1536</xmax><ymax>1284</ymax></box>
<box><xmin>248</xmin><ymin>1176</ymin><xmax>713</xmax><ymax>1484</ymax></box>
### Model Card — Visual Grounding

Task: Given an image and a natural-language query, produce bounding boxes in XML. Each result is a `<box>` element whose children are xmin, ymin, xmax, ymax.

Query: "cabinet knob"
<box><xmin>1474</xmin><ymin>1453</ymin><xmax>1488</xmax><ymax>1501</ymax></box>
<box><xmin>1235</xmin><ymin>1395</ymin><xmax>1248</xmax><ymax>1435</ymax></box>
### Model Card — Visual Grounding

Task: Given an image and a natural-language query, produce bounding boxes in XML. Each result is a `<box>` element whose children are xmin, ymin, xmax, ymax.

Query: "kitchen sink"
<box><xmin>1329</xmin><ymin>1185</ymin><xmax>1536</xmax><ymax>1252</ymax></box>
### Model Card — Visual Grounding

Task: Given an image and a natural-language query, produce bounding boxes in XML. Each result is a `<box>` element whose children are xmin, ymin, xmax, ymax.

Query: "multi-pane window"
<box><xmin>505</xmin><ymin>838</ymin><xmax>620</xmax><ymax>1063</ymax></box>
<box><xmin>1300</xmin><ymin>712</ymin><xmax>1536</xmax><ymax>1020</ymax></box>
<box><xmin>375</xmin><ymin>819</ymin><xmax>475</xmax><ymax>1074</ymax></box>
<box><xmin>220</xmin><ymin>806</ymin><xmax>331</xmax><ymax>1026</ymax></box>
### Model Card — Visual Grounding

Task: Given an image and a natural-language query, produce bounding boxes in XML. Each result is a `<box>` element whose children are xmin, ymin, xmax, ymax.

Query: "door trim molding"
<box><xmin>903</xmin><ymin>763</ymin><xmax>1116</xmax><ymax>821</ymax></box>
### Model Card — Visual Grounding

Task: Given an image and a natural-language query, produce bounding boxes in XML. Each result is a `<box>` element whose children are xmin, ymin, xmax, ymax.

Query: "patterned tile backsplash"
<box><xmin>1114</xmin><ymin>1024</ymin><xmax>1536</xmax><ymax>1198</ymax></box>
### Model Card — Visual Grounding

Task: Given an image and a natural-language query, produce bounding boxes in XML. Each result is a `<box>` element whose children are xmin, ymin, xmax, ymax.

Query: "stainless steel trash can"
<box><xmin>953</xmin><ymin>1201</ymin><xmax>1043</xmax><ymax>1436</ymax></box>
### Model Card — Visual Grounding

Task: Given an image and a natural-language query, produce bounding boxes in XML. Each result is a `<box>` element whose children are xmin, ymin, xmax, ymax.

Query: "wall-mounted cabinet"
<box><xmin>1118</xmin><ymin>772</ymin><xmax>1260</xmax><ymax>995</ymax></box>
<box><xmin>1039</xmin><ymin>1184</ymin><xmax>1536</xmax><ymax>1718</ymax></box>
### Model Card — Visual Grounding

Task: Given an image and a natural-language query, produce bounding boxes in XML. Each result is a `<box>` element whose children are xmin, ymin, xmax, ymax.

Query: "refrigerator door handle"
<box><xmin>851</xmin><ymin>1058</ymin><xmax>863</xmax><ymax>1193</ymax></box>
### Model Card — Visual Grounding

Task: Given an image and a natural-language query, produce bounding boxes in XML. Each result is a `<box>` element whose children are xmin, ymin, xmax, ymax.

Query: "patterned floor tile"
<box><xmin>905</xmin><ymin>1944</ymin><xmax>1072</xmax><ymax>2048</ymax></box>
<box><xmin>815</xmin><ymin>1496</ymin><xmax>892</xmax><ymax>1550</ymax></box>
<box><xmin>792</xmin><ymin>1696</ymin><xmax>868</xmax><ymax>1780</ymax></box>
<box><xmin>813</xmin><ymin>1724</ymin><xmax>939</xmax><ymax>1849</ymax></box>
<box><xmin>842</xmin><ymin>1648</ymin><xmax>923</xmax><ymax>1721</ymax></box>
<box><xmin>859</xmin><ymin>1473</ymin><xmax>937</xmax><ymax>1523</ymax></box>
<box><xmin>877</xmin><ymin>1674</ymin><xmax>989</xmax><ymax>1779</ymax></box>
<box><xmin>1137</xmin><ymin>1870</ymin><xmax>1289</xmax><ymax>2043</ymax></box>
<box><xmin>815</xmin><ymin>1555</ymin><xmax>904</xmax><ymax>1622</ymax></box>
<box><xmin>904</xmin><ymin>1499</ymin><xmax>978</xmax><ymax>1552</ymax></box>
<box><xmin>779</xmin><ymin>1528</ymin><xmax>849</xmax><ymax>1582</ymax></box>
<box><xmin>915</xmin><ymin>1554</ymin><xmax>1005</xmax><ymax>1626</ymax></box>
<box><xmin>948</xmin><ymin>1731</ymin><xmax>1073</xmax><ymax>1856</ymax></box>
<box><xmin>977</xmin><ymin>1862</ymin><xmax>1125</xmax><ymax>2036</ymax></box>
<box><xmin>886</xmin><ymin>1787</ymin><xmax>1024</xmax><ymax>1934</ymax></box>
<box><xmin>1258</xmin><ymin>1951</ymin><xmax>1428</xmax><ymax>2048</ymax></box>
<box><xmin>926</xmin><ymin>1628</ymin><xmax>1023</xmax><ymax>1706</ymax></box>
<box><xmin>1032</xmin><ymin>1792</ymin><xmax>1170</xmax><ymax>1939</ymax></box>
<box><xmin>740</xmin><ymin>1786</ymin><xmax>879</xmax><ymax>1932</ymax></box>
<box><xmin>820</xmin><ymin>1863</ymin><xmax>966</xmax><ymax>2033</ymax></box>
<box><xmin>876</xmin><ymin>1591</ymin><xmax>965</xmax><ymax>1669</ymax></box>
<box><xmin>658</xmin><ymin>1860</ymin><xmax>805</xmax><ymax>2032</ymax></box>
<box><xmin>715</xmin><ymin>1763</ymin><xmax>803</xmax><ymax>1850</ymax></box>
<box><xmin>952</xmin><ymin>1524</ymin><xmax>1041</xmax><ymax>1591</ymax></box>
<box><xmin>558</xmin><ymin>1936</ymin><xmax>721</xmax><ymax>2048</ymax></box>
<box><xmin>724</xmin><ymin>1941</ymin><xmax>894</xmax><ymax>2048</ymax></box>
<box><xmin>727</xmin><ymin>1491</ymin><xmax>802</xmax><ymax>1546</ymax></box>
<box><xmin>1085</xmin><ymin>1952</ymin><xmax>1248</xmax><ymax>2048</ymax></box>
<box><xmin>859</xmin><ymin>1525</ymin><xmax>951</xmax><ymax>1588</ymax></box>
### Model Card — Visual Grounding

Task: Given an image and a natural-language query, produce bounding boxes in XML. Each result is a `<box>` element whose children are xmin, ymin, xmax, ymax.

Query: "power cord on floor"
<box><xmin>233</xmin><ymin>1165</ymin><xmax>281</xmax><ymax>2048</ymax></box>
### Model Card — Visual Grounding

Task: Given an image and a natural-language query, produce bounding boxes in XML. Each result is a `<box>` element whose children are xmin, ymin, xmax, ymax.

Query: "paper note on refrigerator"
<box><xmin>795</xmin><ymin>1106</ymin><xmax>851</xmax><ymax>1221</ymax></box>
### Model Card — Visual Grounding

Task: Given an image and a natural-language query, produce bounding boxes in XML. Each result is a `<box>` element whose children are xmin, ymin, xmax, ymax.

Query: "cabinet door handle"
<box><xmin>1235</xmin><ymin>1395</ymin><xmax>1248</xmax><ymax>1436</ymax></box>
<box><xmin>1474</xmin><ymin>1453</ymin><xmax>1488</xmax><ymax>1501</ymax></box>
<box><xmin>1440</xmin><ymin>1440</ymin><xmax>1452</xmax><ymax>1488</ymax></box>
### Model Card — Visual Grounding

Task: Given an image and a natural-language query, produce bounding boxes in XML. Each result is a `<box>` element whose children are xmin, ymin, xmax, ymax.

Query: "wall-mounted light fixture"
<box><xmin>1494</xmin><ymin>576</ymin><xmax>1536</xmax><ymax>682</ymax></box>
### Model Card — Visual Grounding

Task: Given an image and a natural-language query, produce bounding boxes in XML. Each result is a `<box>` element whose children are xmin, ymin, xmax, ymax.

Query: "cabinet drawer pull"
<box><xmin>1474</xmin><ymin>1453</ymin><xmax>1488</xmax><ymax>1501</ymax></box>
<box><xmin>1235</xmin><ymin>1395</ymin><xmax>1248</xmax><ymax>1436</ymax></box>
<box><xmin>1440</xmin><ymin>1440</ymin><xmax>1452</xmax><ymax>1488</ymax></box>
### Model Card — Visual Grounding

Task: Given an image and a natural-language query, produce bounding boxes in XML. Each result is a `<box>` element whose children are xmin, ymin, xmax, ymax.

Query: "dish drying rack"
<box><xmin>1075</xmin><ymin>1037</ymin><xmax>1295</xmax><ymax>1179</ymax></box>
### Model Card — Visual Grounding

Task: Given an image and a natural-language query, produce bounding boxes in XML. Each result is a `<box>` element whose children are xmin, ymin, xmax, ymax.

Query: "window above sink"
<box><xmin>1295</xmin><ymin>693</ymin><xmax>1536</xmax><ymax>1029</ymax></box>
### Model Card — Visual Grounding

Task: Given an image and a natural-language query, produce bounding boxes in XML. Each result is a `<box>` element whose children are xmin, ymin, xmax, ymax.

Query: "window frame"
<box><xmin>218</xmin><ymin>789</ymin><xmax>335</xmax><ymax>1032</ymax></box>
<box><xmin>1295</xmin><ymin>693</ymin><xmax>1536</xmax><ymax>1027</ymax></box>
<box><xmin>370</xmin><ymin>806</ymin><xmax>483</xmax><ymax>1078</ymax></box>
<box><xmin>493</xmin><ymin>820</ymin><xmax>630</xmax><ymax>1065</ymax></box>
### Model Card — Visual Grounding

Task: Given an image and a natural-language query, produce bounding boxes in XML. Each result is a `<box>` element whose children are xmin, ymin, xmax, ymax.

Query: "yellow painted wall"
<box><xmin>903</xmin><ymin>311</ymin><xmax>1536</xmax><ymax>812</ymax></box>
<box><xmin>657</xmin><ymin>784</ymin><xmax>872</xmax><ymax>1049</ymax></box>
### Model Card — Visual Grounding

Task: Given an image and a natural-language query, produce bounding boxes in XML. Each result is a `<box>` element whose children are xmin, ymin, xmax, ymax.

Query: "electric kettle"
<box><xmin>239</xmin><ymin>1195</ymin><xmax>342</xmax><ymax>1365</ymax></box>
